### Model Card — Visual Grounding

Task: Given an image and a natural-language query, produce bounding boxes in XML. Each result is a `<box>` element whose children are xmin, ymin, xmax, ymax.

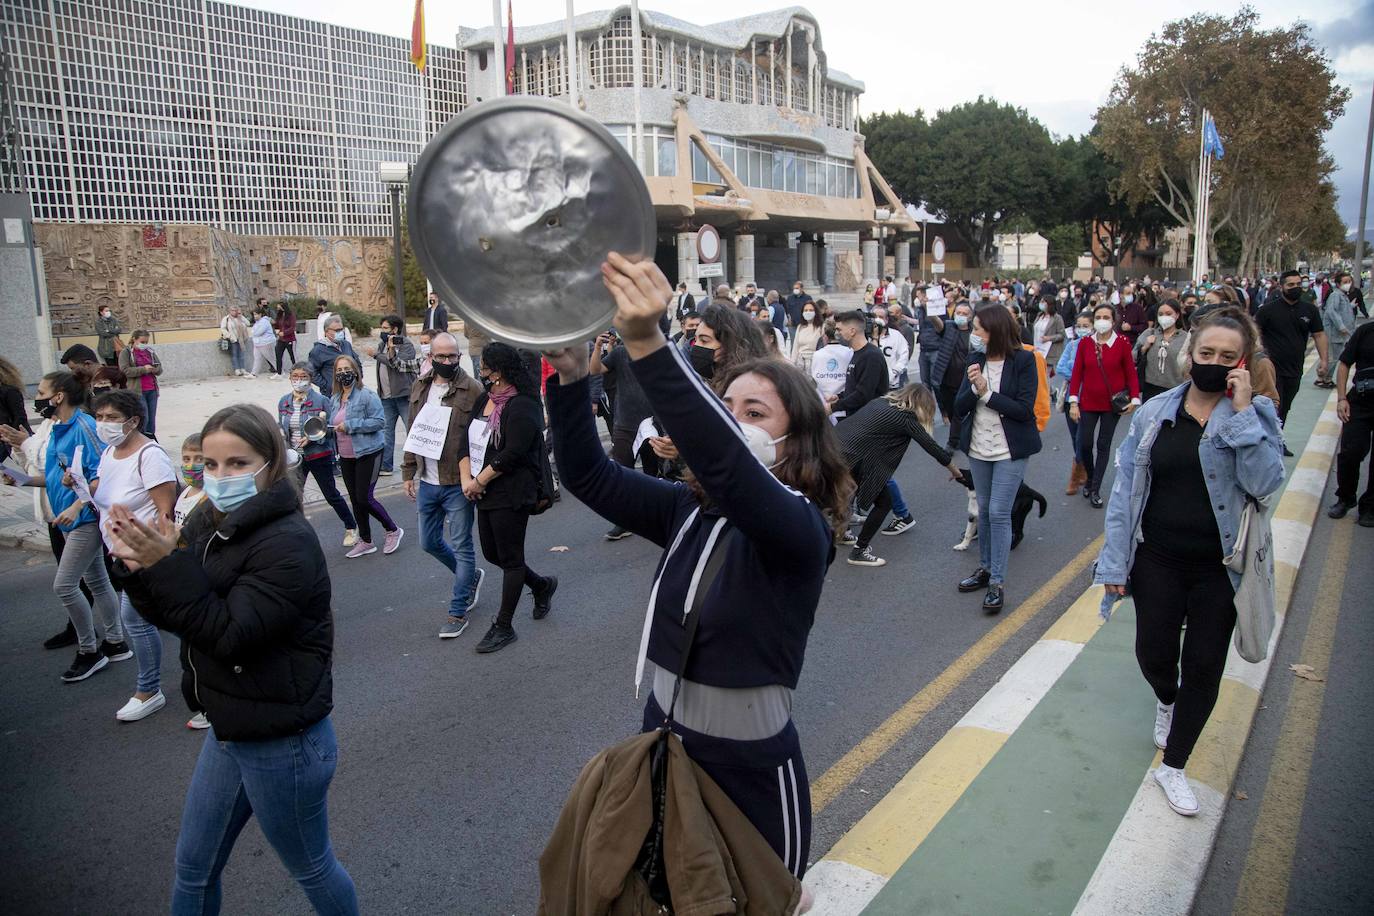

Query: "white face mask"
<box><xmin>954</xmin><ymin>315</ymin><xmax>970</xmax><ymax>329</ymax></box>
<box><xmin>1094</xmin><ymin>319</ymin><xmax>1114</xmax><ymax>335</ymax></box>
<box><xmin>1123</xmin><ymin>295</ymin><xmax>1135</xmax><ymax>304</ymax></box>
<box><xmin>740</xmin><ymin>422</ymin><xmax>787</xmax><ymax>469</ymax></box>
<box><xmin>1157</xmin><ymin>314</ymin><xmax>1176</xmax><ymax>330</ymax></box>
<box><xmin>802</xmin><ymin>311</ymin><xmax>815</xmax><ymax>321</ymax></box>
<box><xmin>420</xmin><ymin>343</ymin><xmax>432</xmax><ymax>356</ymax></box>
<box><xmin>1341</xmin><ymin>282</ymin><xmax>1352</xmax><ymax>292</ymax></box>
<box><xmin>291</xmin><ymin>379</ymin><xmax>310</xmax><ymax>394</ymax></box>
<box><xmin>1075</xmin><ymin>326</ymin><xmax>1092</xmax><ymax>338</ymax></box>
<box><xmin>96</xmin><ymin>419</ymin><xmax>134</xmax><ymax>447</ymax></box>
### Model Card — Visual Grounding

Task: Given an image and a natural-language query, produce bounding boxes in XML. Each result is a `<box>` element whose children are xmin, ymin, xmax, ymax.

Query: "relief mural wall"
<box><xmin>37</xmin><ymin>224</ymin><xmax>396</xmax><ymax>338</ymax></box>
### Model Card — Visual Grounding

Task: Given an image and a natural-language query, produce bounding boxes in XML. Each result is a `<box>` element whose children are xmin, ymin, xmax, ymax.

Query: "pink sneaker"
<box><xmin>346</xmin><ymin>541</ymin><xmax>376</xmax><ymax>559</ymax></box>
<box><xmin>383</xmin><ymin>526</ymin><xmax>404</xmax><ymax>555</ymax></box>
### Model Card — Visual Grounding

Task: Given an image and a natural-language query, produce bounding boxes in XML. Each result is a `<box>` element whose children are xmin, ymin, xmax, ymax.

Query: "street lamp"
<box><xmin>379</xmin><ymin>161</ymin><xmax>411</xmax><ymax>316</ymax></box>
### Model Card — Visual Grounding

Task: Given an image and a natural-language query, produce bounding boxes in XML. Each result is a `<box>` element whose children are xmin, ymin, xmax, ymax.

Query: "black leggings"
<box><xmin>1130</xmin><ymin>544</ymin><xmax>1236</xmax><ymax>769</ymax></box>
<box><xmin>338</xmin><ymin>451</ymin><xmax>396</xmax><ymax>543</ymax></box>
<box><xmin>476</xmin><ymin>506</ymin><xmax>547</xmax><ymax>627</ymax></box>
<box><xmin>857</xmin><ymin>484</ymin><xmax>893</xmax><ymax>548</ymax></box>
<box><xmin>1077</xmin><ymin>410</ymin><xmax>1121</xmax><ymax>495</ymax></box>
<box><xmin>274</xmin><ymin>339</ymin><xmax>296</xmax><ymax>374</ymax></box>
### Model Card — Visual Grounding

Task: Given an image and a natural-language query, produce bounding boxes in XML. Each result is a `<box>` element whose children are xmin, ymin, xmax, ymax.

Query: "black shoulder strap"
<box><xmin>663</xmin><ymin>523</ymin><xmax>734</xmax><ymax>725</ymax></box>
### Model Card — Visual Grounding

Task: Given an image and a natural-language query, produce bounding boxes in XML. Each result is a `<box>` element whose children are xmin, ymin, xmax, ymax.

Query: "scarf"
<box><xmin>486</xmin><ymin>385</ymin><xmax>518</xmax><ymax>444</ymax></box>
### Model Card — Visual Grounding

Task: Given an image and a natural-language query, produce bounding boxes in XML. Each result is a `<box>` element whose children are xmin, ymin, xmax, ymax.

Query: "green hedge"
<box><xmin>273</xmin><ymin>297</ymin><xmax>377</xmax><ymax>338</ymax></box>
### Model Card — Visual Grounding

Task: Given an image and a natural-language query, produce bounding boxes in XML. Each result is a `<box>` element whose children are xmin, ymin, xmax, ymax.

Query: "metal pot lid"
<box><xmin>407</xmin><ymin>96</ymin><xmax>657</xmax><ymax>351</ymax></box>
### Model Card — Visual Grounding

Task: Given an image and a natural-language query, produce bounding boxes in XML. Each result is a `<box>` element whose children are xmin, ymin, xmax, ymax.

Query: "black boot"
<box><xmin>958</xmin><ymin>567</ymin><xmax>991</xmax><ymax>593</ymax></box>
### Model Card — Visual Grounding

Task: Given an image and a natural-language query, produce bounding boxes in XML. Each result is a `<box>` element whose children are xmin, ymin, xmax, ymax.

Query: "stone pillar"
<box><xmin>818</xmin><ymin>235</ymin><xmax>833</xmax><ymax>292</ymax></box>
<box><xmin>735</xmin><ymin>232</ymin><xmax>756</xmax><ymax>289</ymax></box>
<box><xmin>796</xmin><ymin>233</ymin><xmax>818</xmax><ymax>287</ymax></box>
<box><xmin>676</xmin><ymin>231</ymin><xmax>699</xmax><ymax>293</ymax></box>
<box><xmin>861</xmin><ymin>236</ymin><xmax>880</xmax><ymax>289</ymax></box>
<box><xmin>894</xmin><ymin>240</ymin><xmax>911</xmax><ymax>284</ymax></box>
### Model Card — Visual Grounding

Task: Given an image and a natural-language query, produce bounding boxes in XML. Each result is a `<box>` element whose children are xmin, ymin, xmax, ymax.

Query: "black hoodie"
<box><xmin>121</xmin><ymin>477</ymin><xmax>334</xmax><ymax>741</ymax></box>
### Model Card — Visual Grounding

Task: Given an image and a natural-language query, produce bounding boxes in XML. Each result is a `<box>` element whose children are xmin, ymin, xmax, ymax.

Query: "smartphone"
<box><xmin>1227</xmin><ymin>357</ymin><xmax>1248</xmax><ymax>397</ymax></box>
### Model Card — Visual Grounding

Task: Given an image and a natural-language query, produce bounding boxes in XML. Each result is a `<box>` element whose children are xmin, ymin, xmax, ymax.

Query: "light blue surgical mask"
<box><xmin>202</xmin><ymin>464</ymin><xmax>267</xmax><ymax>513</ymax></box>
<box><xmin>969</xmin><ymin>333</ymin><xmax>987</xmax><ymax>353</ymax></box>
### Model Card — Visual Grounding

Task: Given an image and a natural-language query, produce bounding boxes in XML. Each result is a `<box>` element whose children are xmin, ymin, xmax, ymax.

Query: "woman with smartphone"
<box><xmin>1095</xmin><ymin>311</ymin><xmax>1284</xmax><ymax>817</ymax></box>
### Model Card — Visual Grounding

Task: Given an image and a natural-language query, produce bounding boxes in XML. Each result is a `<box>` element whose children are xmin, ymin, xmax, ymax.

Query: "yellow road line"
<box><xmin>1229</xmin><ymin>522</ymin><xmax>1352</xmax><ymax>915</ymax></box>
<box><xmin>810</xmin><ymin>534</ymin><xmax>1103</xmax><ymax>813</ymax></box>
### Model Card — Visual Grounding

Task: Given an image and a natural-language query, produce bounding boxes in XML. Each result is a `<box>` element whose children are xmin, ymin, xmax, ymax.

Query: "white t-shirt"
<box><xmin>93</xmin><ymin>442</ymin><xmax>178</xmax><ymax>550</ymax></box>
<box><xmin>418</xmin><ymin>380</ymin><xmax>449</xmax><ymax>486</ymax></box>
<box><xmin>174</xmin><ymin>487</ymin><xmax>207</xmax><ymax>527</ymax></box>
<box><xmin>810</xmin><ymin>344</ymin><xmax>853</xmax><ymax>403</ymax></box>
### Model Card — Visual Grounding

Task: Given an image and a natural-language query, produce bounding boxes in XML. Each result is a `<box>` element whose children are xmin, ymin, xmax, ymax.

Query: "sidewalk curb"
<box><xmin>805</xmin><ymin>384</ymin><xmax>1340</xmax><ymax>915</ymax></box>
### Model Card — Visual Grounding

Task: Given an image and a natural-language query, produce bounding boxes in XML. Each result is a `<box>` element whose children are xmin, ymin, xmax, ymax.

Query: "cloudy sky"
<box><xmin>245</xmin><ymin>0</ymin><xmax>1372</xmax><ymax>231</ymax></box>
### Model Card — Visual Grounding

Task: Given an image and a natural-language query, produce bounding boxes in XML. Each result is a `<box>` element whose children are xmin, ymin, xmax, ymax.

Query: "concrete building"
<box><xmin>0</xmin><ymin>2</ymin><xmax>908</xmax><ymax>380</ymax></box>
<box><xmin>992</xmin><ymin>232</ymin><xmax>1048</xmax><ymax>271</ymax></box>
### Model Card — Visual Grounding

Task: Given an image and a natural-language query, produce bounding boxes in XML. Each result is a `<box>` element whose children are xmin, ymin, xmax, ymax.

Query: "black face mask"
<box><xmin>689</xmin><ymin>344</ymin><xmax>716</xmax><ymax>379</ymax></box>
<box><xmin>336</xmin><ymin>372</ymin><xmax>356</xmax><ymax>388</ymax></box>
<box><xmin>478</xmin><ymin>374</ymin><xmax>495</xmax><ymax>391</ymax></box>
<box><xmin>432</xmin><ymin>360</ymin><xmax>458</xmax><ymax>380</ymax></box>
<box><xmin>1281</xmin><ymin>287</ymin><xmax>1301</xmax><ymax>303</ymax></box>
<box><xmin>34</xmin><ymin>397</ymin><xmax>56</xmax><ymax>419</ymax></box>
<box><xmin>1190</xmin><ymin>362</ymin><xmax>1232</xmax><ymax>393</ymax></box>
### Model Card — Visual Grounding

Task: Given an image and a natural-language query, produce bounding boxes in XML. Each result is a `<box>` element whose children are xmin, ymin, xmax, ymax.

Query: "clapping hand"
<box><xmin>107</xmin><ymin>503</ymin><xmax>178</xmax><ymax>570</ymax></box>
<box><xmin>0</xmin><ymin>424</ymin><xmax>29</xmax><ymax>448</ymax></box>
<box><xmin>967</xmin><ymin>363</ymin><xmax>988</xmax><ymax>396</ymax></box>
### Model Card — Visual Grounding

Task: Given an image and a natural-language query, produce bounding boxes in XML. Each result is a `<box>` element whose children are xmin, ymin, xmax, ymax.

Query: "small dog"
<box><xmin>952</xmin><ymin>469</ymin><xmax>1048</xmax><ymax>551</ymax></box>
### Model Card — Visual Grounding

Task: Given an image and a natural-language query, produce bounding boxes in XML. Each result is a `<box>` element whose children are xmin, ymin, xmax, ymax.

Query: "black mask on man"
<box><xmin>1281</xmin><ymin>287</ymin><xmax>1301</xmax><ymax>303</ymax></box>
<box><xmin>432</xmin><ymin>361</ymin><xmax>458</xmax><ymax>380</ymax></box>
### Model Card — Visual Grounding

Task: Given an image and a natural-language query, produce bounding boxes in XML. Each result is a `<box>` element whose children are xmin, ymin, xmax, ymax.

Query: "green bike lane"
<box><xmin>862</xmin><ymin>372</ymin><xmax>1333</xmax><ymax>916</ymax></box>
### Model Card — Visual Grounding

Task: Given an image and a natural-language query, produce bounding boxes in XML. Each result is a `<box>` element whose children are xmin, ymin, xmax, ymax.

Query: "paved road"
<box><xmin>1</xmin><ymin>412</ymin><xmax>1113</xmax><ymax>914</ymax></box>
<box><xmin>1193</xmin><ymin>482</ymin><xmax>1374</xmax><ymax>916</ymax></box>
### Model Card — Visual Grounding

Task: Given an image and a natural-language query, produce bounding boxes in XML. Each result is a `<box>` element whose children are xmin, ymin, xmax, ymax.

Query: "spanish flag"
<box><xmin>410</xmin><ymin>0</ymin><xmax>425</xmax><ymax>72</ymax></box>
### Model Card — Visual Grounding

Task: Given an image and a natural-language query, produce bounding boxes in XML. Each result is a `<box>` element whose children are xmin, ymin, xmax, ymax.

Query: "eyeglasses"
<box><xmin>431</xmin><ymin>353</ymin><xmax>459</xmax><ymax>363</ymax></box>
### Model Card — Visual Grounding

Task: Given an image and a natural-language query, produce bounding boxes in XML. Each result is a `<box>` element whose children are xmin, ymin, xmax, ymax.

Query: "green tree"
<box><xmin>1042</xmin><ymin>222</ymin><xmax>1088</xmax><ymax>268</ymax></box>
<box><xmin>1095</xmin><ymin>7</ymin><xmax>1349</xmax><ymax>275</ymax></box>
<box><xmin>399</xmin><ymin>212</ymin><xmax>430</xmax><ymax>321</ymax></box>
<box><xmin>861</xmin><ymin>110</ymin><xmax>928</xmax><ymax>206</ymax></box>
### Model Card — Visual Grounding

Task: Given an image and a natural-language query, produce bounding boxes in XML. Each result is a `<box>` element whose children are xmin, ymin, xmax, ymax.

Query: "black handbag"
<box><xmin>633</xmin><ymin>524</ymin><xmax>734</xmax><ymax>910</ymax></box>
<box><xmin>1095</xmin><ymin>342</ymin><xmax>1131</xmax><ymax>415</ymax></box>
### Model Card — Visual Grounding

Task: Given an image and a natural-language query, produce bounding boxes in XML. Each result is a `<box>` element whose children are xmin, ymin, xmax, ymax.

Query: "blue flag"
<box><xmin>1203</xmin><ymin>116</ymin><xmax>1225</xmax><ymax>160</ymax></box>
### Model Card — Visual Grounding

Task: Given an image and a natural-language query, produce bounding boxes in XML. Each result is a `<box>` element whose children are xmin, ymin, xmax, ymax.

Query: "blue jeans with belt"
<box><xmin>417</xmin><ymin>481</ymin><xmax>479</xmax><ymax>617</ymax></box>
<box><xmin>968</xmin><ymin>456</ymin><xmax>1028</xmax><ymax>585</ymax></box>
<box><xmin>172</xmin><ymin>716</ymin><xmax>357</xmax><ymax>915</ymax></box>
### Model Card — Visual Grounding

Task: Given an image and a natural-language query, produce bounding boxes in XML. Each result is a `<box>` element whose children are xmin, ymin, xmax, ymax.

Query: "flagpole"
<box><xmin>492</xmin><ymin>0</ymin><xmax>505</xmax><ymax>96</ymax></box>
<box><xmin>565</xmin><ymin>0</ymin><xmax>578</xmax><ymax>106</ymax></box>
<box><xmin>1193</xmin><ymin>108</ymin><xmax>1209</xmax><ymax>285</ymax></box>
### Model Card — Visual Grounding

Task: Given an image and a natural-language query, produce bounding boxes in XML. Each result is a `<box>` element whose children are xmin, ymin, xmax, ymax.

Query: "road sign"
<box><xmin>932</xmin><ymin>236</ymin><xmax>946</xmax><ymax>263</ymax></box>
<box><xmin>931</xmin><ymin>262</ymin><xmax>946</xmax><ymax>274</ymax></box>
<box><xmin>696</xmin><ymin>225</ymin><xmax>722</xmax><ymax>264</ymax></box>
<box><xmin>698</xmin><ymin>262</ymin><xmax>724</xmax><ymax>277</ymax></box>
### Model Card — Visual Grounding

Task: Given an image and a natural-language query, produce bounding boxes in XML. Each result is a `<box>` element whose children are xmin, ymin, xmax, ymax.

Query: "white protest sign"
<box><xmin>402</xmin><ymin>403</ymin><xmax>451</xmax><ymax>461</ymax></box>
<box><xmin>633</xmin><ymin>417</ymin><xmax>657</xmax><ymax>457</ymax></box>
<box><xmin>467</xmin><ymin>417</ymin><xmax>492</xmax><ymax>472</ymax></box>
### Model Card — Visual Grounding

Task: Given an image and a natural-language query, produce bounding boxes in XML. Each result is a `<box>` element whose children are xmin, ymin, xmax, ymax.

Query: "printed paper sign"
<box><xmin>467</xmin><ymin>417</ymin><xmax>492</xmax><ymax>472</ymax></box>
<box><xmin>402</xmin><ymin>403</ymin><xmax>451</xmax><ymax>461</ymax></box>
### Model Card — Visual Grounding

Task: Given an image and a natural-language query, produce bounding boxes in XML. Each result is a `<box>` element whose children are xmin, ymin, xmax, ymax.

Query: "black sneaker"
<box><xmin>1359</xmin><ymin>509</ymin><xmax>1374</xmax><ymax>529</ymax></box>
<box><xmin>1090</xmin><ymin>492</ymin><xmax>1104</xmax><ymax>509</ymax></box>
<box><xmin>605</xmin><ymin>526</ymin><xmax>632</xmax><ymax>541</ymax></box>
<box><xmin>958</xmin><ymin>567</ymin><xmax>991</xmax><ymax>592</ymax></box>
<box><xmin>100</xmin><ymin>640</ymin><xmax>133</xmax><ymax>662</ymax></box>
<box><xmin>533</xmin><ymin>576</ymin><xmax>558</xmax><ymax>620</ymax></box>
<box><xmin>475</xmin><ymin>623</ymin><xmax>518</xmax><ymax>654</ymax></box>
<box><xmin>61</xmin><ymin>650</ymin><xmax>109</xmax><ymax>683</ymax></box>
<box><xmin>846</xmin><ymin>546</ymin><xmax>886</xmax><ymax>567</ymax></box>
<box><xmin>880</xmin><ymin>515</ymin><xmax>916</xmax><ymax>536</ymax></box>
<box><xmin>1282</xmin><ymin>445</ymin><xmax>1294</xmax><ymax>457</ymax></box>
<box><xmin>1328</xmin><ymin>499</ymin><xmax>1356</xmax><ymax>519</ymax></box>
<box><xmin>44</xmin><ymin>620</ymin><xmax>77</xmax><ymax>650</ymax></box>
<box><xmin>983</xmin><ymin>584</ymin><xmax>1005</xmax><ymax>613</ymax></box>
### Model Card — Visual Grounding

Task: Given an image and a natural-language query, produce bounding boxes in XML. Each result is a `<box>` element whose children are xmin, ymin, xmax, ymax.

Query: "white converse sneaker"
<box><xmin>115</xmin><ymin>691</ymin><xmax>166</xmax><ymax>722</ymax></box>
<box><xmin>1153</xmin><ymin>763</ymin><xmax>1199</xmax><ymax>816</ymax></box>
<box><xmin>1153</xmin><ymin>702</ymin><xmax>1174</xmax><ymax>750</ymax></box>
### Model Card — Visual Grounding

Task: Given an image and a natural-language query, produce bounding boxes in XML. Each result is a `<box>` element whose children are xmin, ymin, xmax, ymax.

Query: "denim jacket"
<box><xmin>277</xmin><ymin>389</ymin><xmax>336</xmax><ymax>462</ymax></box>
<box><xmin>328</xmin><ymin>386</ymin><xmax>385</xmax><ymax>457</ymax></box>
<box><xmin>1094</xmin><ymin>382</ymin><xmax>1286</xmax><ymax>591</ymax></box>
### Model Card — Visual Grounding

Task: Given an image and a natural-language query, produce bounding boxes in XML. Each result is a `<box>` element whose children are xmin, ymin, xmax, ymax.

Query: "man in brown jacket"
<box><xmin>402</xmin><ymin>332</ymin><xmax>486</xmax><ymax>639</ymax></box>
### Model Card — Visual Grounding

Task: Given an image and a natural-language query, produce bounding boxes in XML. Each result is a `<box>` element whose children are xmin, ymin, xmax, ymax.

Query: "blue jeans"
<box><xmin>886</xmin><ymin>479</ymin><xmax>910</xmax><ymax>519</ymax></box>
<box><xmin>418</xmin><ymin>481</ymin><xmax>478</xmax><ymax>617</ymax></box>
<box><xmin>142</xmin><ymin>389</ymin><xmax>159</xmax><ymax>437</ymax></box>
<box><xmin>379</xmin><ymin>396</ymin><xmax>409</xmax><ymax>472</ymax></box>
<box><xmin>120</xmin><ymin>592</ymin><xmax>163</xmax><ymax>694</ymax></box>
<box><xmin>968</xmin><ymin>456</ymin><xmax>1028</xmax><ymax>585</ymax></box>
<box><xmin>228</xmin><ymin>341</ymin><xmax>245</xmax><ymax>372</ymax></box>
<box><xmin>172</xmin><ymin>716</ymin><xmax>357</xmax><ymax>916</ymax></box>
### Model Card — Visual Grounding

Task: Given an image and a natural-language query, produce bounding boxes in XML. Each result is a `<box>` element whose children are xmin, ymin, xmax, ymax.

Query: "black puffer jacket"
<box><xmin>121</xmin><ymin>476</ymin><xmax>334</xmax><ymax>741</ymax></box>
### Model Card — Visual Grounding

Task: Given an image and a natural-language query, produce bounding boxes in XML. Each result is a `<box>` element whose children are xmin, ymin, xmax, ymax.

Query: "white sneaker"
<box><xmin>1153</xmin><ymin>764</ymin><xmax>1199</xmax><ymax>816</ymax></box>
<box><xmin>1154</xmin><ymin>702</ymin><xmax>1174</xmax><ymax>750</ymax></box>
<box><xmin>270</xmin><ymin>373</ymin><xmax>282</xmax><ymax>380</ymax></box>
<box><xmin>343</xmin><ymin>528</ymin><xmax>359</xmax><ymax>548</ymax></box>
<box><xmin>233</xmin><ymin>369</ymin><xmax>243</xmax><ymax>377</ymax></box>
<box><xmin>243</xmin><ymin>372</ymin><xmax>256</xmax><ymax>379</ymax></box>
<box><xmin>116</xmin><ymin>691</ymin><xmax>166</xmax><ymax>722</ymax></box>
<box><xmin>187</xmin><ymin>712</ymin><xmax>211</xmax><ymax>730</ymax></box>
